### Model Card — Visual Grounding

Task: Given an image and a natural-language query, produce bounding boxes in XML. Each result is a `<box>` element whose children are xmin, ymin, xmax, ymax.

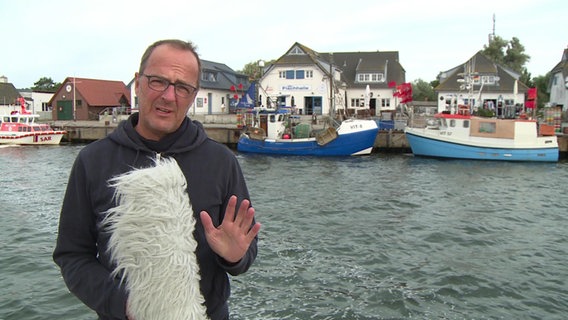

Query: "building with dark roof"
<box><xmin>0</xmin><ymin>76</ymin><xmax>22</xmax><ymax>107</ymax></box>
<box><xmin>195</xmin><ymin>60</ymin><xmax>250</xmax><ymax>114</ymax></box>
<box><xmin>548</xmin><ymin>47</ymin><xmax>568</xmax><ymax>109</ymax></box>
<box><xmin>259</xmin><ymin>42</ymin><xmax>406</xmax><ymax>116</ymax></box>
<box><xmin>435</xmin><ymin>51</ymin><xmax>529</xmax><ymax>113</ymax></box>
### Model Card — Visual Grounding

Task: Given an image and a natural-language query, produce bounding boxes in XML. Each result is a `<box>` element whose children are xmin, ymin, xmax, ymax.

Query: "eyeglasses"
<box><xmin>141</xmin><ymin>74</ymin><xmax>197</xmax><ymax>98</ymax></box>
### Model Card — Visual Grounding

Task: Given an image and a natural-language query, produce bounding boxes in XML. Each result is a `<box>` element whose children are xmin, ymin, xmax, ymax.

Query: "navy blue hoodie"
<box><xmin>53</xmin><ymin>113</ymin><xmax>257</xmax><ymax>320</ymax></box>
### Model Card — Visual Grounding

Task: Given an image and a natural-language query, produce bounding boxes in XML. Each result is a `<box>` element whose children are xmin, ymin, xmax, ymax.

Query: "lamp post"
<box><xmin>257</xmin><ymin>60</ymin><xmax>264</xmax><ymax>108</ymax></box>
<box><xmin>498</xmin><ymin>94</ymin><xmax>503</xmax><ymax>118</ymax></box>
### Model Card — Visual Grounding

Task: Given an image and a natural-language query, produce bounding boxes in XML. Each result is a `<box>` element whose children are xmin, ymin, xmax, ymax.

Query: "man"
<box><xmin>53</xmin><ymin>39</ymin><xmax>261</xmax><ymax>320</ymax></box>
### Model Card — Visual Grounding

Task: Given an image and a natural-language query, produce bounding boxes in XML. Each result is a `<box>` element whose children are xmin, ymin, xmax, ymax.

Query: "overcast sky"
<box><xmin>1</xmin><ymin>0</ymin><xmax>565</xmax><ymax>88</ymax></box>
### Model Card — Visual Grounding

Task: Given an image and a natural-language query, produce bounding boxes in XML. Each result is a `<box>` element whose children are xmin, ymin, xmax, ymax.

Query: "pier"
<box><xmin>50</xmin><ymin>115</ymin><xmax>568</xmax><ymax>157</ymax></box>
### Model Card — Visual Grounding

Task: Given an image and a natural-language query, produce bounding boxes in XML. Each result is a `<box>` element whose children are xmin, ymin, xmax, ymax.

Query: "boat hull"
<box><xmin>405</xmin><ymin>130</ymin><xmax>559</xmax><ymax>162</ymax></box>
<box><xmin>238</xmin><ymin>127</ymin><xmax>378</xmax><ymax>156</ymax></box>
<box><xmin>0</xmin><ymin>132</ymin><xmax>65</xmax><ymax>145</ymax></box>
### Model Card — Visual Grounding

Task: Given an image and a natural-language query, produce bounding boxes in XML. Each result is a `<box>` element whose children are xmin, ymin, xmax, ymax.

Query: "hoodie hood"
<box><xmin>108</xmin><ymin>113</ymin><xmax>209</xmax><ymax>155</ymax></box>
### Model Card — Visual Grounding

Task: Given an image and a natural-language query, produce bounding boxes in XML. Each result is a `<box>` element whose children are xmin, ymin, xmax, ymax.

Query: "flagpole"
<box><xmin>533</xmin><ymin>90</ymin><xmax>537</xmax><ymax>119</ymax></box>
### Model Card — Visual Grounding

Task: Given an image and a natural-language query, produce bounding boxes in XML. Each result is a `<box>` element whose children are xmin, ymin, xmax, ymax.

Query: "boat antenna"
<box><xmin>488</xmin><ymin>14</ymin><xmax>495</xmax><ymax>44</ymax></box>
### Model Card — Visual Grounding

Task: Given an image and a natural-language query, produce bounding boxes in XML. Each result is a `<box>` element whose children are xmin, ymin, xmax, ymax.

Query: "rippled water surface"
<box><xmin>1</xmin><ymin>145</ymin><xmax>567</xmax><ymax>319</ymax></box>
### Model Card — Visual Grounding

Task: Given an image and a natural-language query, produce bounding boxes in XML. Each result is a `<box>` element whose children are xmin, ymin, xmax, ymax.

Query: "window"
<box><xmin>296</xmin><ymin>70</ymin><xmax>305</xmax><ymax>79</ymax></box>
<box><xmin>463</xmin><ymin>120</ymin><xmax>470</xmax><ymax>128</ymax></box>
<box><xmin>371</xmin><ymin>74</ymin><xmax>384</xmax><ymax>82</ymax></box>
<box><xmin>481</xmin><ymin>75</ymin><xmax>496</xmax><ymax>85</ymax></box>
<box><xmin>449</xmin><ymin>119</ymin><xmax>456</xmax><ymax>127</ymax></box>
<box><xmin>289</xmin><ymin>46</ymin><xmax>304</xmax><ymax>55</ymax></box>
<box><xmin>201</xmin><ymin>71</ymin><xmax>216</xmax><ymax>82</ymax></box>
<box><xmin>381</xmin><ymin>99</ymin><xmax>391</xmax><ymax>107</ymax></box>
<box><xmin>357</xmin><ymin>73</ymin><xmax>384</xmax><ymax>83</ymax></box>
<box><xmin>478</xmin><ymin>122</ymin><xmax>496</xmax><ymax>133</ymax></box>
<box><xmin>286</xmin><ymin>70</ymin><xmax>295</xmax><ymax>79</ymax></box>
<box><xmin>351</xmin><ymin>98</ymin><xmax>361</xmax><ymax>107</ymax></box>
<box><xmin>306</xmin><ymin>70</ymin><xmax>313</xmax><ymax>78</ymax></box>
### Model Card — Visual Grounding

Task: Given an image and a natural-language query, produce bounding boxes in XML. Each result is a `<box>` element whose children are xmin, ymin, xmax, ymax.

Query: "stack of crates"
<box><xmin>543</xmin><ymin>107</ymin><xmax>562</xmax><ymax>133</ymax></box>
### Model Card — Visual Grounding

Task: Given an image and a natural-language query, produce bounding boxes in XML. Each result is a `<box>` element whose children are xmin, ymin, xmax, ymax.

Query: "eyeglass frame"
<box><xmin>140</xmin><ymin>73</ymin><xmax>198</xmax><ymax>98</ymax></box>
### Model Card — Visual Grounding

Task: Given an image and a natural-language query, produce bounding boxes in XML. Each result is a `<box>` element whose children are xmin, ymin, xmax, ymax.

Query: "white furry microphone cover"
<box><xmin>102</xmin><ymin>157</ymin><xmax>209</xmax><ymax>319</ymax></box>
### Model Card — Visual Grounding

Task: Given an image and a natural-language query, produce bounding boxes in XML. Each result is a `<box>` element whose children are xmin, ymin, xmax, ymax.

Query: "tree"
<box><xmin>411</xmin><ymin>79</ymin><xmax>436</xmax><ymax>101</ymax></box>
<box><xmin>482</xmin><ymin>35</ymin><xmax>509</xmax><ymax>66</ymax></box>
<box><xmin>503</xmin><ymin>37</ymin><xmax>530</xmax><ymax>73</ymax></box>
<box><xmin>32</xmin><ymin>77</ymin><xmax>61</xmax><ymax>93</ymax></box>
<box><xmin>238</xmin><ymin>59</ymin><xmax>275</xmax><ymax>81</ymax></box>
<box><xmin>482</xmin><ymin>35</ymin><xmax>531</xmax><ymax>81</ymax></box>
<box><xmin>531</xmin><ymin>73</ymin><xmax>551</xmax><ymax>108</ymax></box>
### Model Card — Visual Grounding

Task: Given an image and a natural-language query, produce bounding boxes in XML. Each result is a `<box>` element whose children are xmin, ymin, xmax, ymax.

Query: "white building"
<box><xmin>548</xmin><ymin>47</ymin><xmax>568</xmax><ymax>109</ymax></box>
<box><xmin>20</xmin><ymin>90</ymin><xmax>54</xmax><ymax>112</ymax></box>
<box><xmin>435</xmin><ymin>51</ymin><xmax>528</xmax><ymax>116</ymax></box>
<box><xmin>259</xmin><ymin>42</ymin><xmax>406</xmax><ymax>117</ymax></box>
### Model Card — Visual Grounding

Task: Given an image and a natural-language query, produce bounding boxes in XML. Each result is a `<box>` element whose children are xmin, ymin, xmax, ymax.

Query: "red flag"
<box><xmin>395</xmin><ymin>83</ymin><xmax>412</xmax><ymax>103</ymax></box>
<box><xmin>527</xmin><ymin>87</ymin><xmax>537</xmax><ymax>100</ymax></box>
<box><xmin>233</xmin><ymin>94</ymin><xmax>239</xmax><ymax>100</ymax></box>
<box><xmin>388</xmin><ymin>81</ymin><xmax>396</xmax><ymax>88</ymax></box>
<box><xmin>230</xmin><ymin>85</ymin><xmax>236</xmax><ymax>91</ymax></box>
<box><xmin>525</xmin><ymin>100</ymin><xmax>535</xmax><ymax>109</ymax></box>
<box><xmin>238</xmin><ymin>83</ymin><xmax>243</xmax><ymax>90</ymax></box>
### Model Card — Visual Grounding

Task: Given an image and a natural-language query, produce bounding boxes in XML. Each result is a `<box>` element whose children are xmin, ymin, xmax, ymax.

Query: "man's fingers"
<box><xmin>224</xmin><ymin>195</ymin><xmax>238</xmax><ymax>222</ymax></box>
<box><xmin>247</xmin><ymin>222</ymin><xmax>261</xmax><ymax>240</ymax></box>
<box><xmin>200</xmin><ymin>211</ymin><xmax>215</xmax><ymax>234</ymax></box>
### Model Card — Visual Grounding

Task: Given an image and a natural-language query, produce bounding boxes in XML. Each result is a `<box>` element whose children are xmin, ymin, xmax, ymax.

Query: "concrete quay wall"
<box><xmin>50</xmin><ymin>117</ymin><xmax>567</xmax><ymax>157</ymax></box>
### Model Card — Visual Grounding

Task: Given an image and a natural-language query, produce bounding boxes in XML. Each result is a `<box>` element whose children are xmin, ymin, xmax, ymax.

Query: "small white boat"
<box><xmin>404</xmin><ymin>112</ymin><xmax>558</xmax><ymax>162</ymax></box>
<box><xmin>0</xmin><ymin>112</ymin><xmax>66</xmax><ymax>145</ymax></box>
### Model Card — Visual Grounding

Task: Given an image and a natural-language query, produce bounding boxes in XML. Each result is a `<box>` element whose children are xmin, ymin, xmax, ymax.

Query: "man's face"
<box><xmin>134</xmin><ymin>45</ymin><xmax>199</xmax><ymax>141</ymax></box>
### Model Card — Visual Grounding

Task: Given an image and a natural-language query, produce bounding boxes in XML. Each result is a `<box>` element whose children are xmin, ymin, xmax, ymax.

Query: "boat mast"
<box><xmin>329</xmin><ymin>53</ymin><xmax>335</xmax><ymax>119</ymax></box>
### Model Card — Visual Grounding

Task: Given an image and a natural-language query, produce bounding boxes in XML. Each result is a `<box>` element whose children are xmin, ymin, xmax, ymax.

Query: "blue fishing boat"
<box><xmin>237</xmin><ymin>108</ymin><xmax>378</xmax><ymax>156</ymax></box>
<box><xmin>404</xmin><ymin>112</ymin><xmax>558</xmax><ymax>162</ymax></box>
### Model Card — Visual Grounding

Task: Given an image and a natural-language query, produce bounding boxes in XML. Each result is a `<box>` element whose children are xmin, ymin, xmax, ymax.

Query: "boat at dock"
<box><xmin>404</xmin><ymin>111</ymin><xmax>559</xmax><ymax>162</ymax></box>
<box><xmin>237</xmin><ymin>107</ymin><xmax>379</xmax><ymax>156</ymax></box>
<box><xmin>1</xmin><ymin>111</ymin><xmax>66</xmax><ymax>145</ymax></box>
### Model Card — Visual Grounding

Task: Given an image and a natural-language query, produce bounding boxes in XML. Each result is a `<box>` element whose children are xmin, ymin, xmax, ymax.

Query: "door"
<box><xmin>57</xmin><ymin>100</ymin><xmax>73</xmax><ymax>120</ymax></box>
<box><xmin>304</xmin><ymin>96</ymin><xmax>322</xmax><ymax>115</ymax></box>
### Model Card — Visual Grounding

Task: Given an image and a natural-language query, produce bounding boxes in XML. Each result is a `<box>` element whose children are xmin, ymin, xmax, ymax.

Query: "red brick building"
<box><xmin>49</xmin><ymin>77</ymin><xmax>131</xmax><ymax>121</ymax></box>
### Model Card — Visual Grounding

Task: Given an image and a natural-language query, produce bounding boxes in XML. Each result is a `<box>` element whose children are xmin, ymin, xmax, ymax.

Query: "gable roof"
<box><xmin>321</xmin><ymin>51</ymin><xmax>404</xmax><ymax>89</ymax></box>
<box><xmin>549</xmin><ymin>47</ymin><xmax>568</xmax><ymax>77</ymax></box>
<box><xmin>49</xmin><ymin>77</ymin><xmax>130</xmax><ymax>106</ymax></box>
<box><xmin>435</xmin><ymin>51</ymin><xmax>529</xmax><ymax>93</ymax></box>
<box><xmin>0</xmin><ymin>82</ymin><xmax>22</xmax><ymax>105</ymax></box>
<box><xmin>275</xmin><ymin>42</ymin><xmax>323</xmax><ymax>66</ymax></box>
<box><xmin>200</xmin><ymin>60</ymin><xmax>250</xmax><ymax>90</ymax></box>
<box><xmin>268</xmin><ymin>42</ymin><xmax>405</xmax><ymax>89</ymax></box>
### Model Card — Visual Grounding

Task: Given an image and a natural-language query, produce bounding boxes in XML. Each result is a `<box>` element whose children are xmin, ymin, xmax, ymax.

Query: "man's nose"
<box><xmin>161</xmin><ymin>84</ymin><xmax>177</xmax><ymax>100</ymax></box>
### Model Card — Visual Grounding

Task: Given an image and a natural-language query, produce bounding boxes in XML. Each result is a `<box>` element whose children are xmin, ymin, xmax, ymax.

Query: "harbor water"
<box><xmin>1</xmin><ymin>145</ymin><xmax>567</xmax><ymax>320</ymax></box>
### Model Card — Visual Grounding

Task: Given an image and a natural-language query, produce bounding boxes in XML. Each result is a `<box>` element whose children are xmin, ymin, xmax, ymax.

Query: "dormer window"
<box><xmin>201</xmin><ymin>71</ymin><xmax>217</xmax><ymax>82</ymax></box>
<box><xmin>356</xmin><ymin>73</ymin><xmax>384</xmax><ymax>83</ymax></box>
